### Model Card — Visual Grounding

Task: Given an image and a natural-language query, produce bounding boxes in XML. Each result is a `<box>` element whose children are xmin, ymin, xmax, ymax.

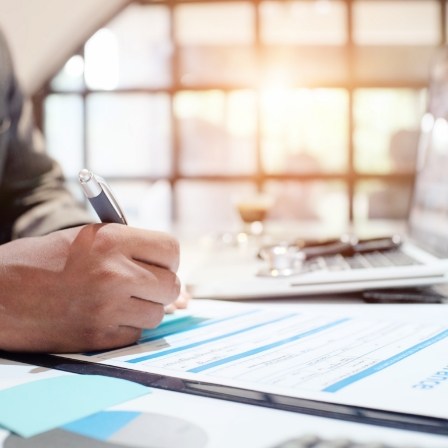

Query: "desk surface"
<box><xmin>2</xmin><ymin>221</ymin><xmax>448</xmax><ymax>447</ymax></box>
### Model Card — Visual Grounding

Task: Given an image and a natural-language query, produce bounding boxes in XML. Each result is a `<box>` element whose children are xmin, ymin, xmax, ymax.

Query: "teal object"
<box><xmin>63</xmin><ymin>411</ymin><xmax>139</xmax><ymax>440</ymax></box>
<box><xmin>0</xmin><ymin>374</ymin><xmax>150</xmax><ymax>438</ymax></box>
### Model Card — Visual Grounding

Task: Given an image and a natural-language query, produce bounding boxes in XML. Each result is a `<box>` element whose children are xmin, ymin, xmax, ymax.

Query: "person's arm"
<box><xmin>0</xmin><ymin>32</ymin><xmax>182</xmax><ymax>353</ymax></box>
<box><xmin>0</xmin><ymin>31</ymin><xmax>92</xmax><ymax>243</ymax></box>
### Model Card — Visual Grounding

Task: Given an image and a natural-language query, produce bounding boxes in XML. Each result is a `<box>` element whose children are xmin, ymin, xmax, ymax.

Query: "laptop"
<box><xmin>185</xmin><ymin>50</ymin><xmax>448</xmax><ymax>300</ymax></box>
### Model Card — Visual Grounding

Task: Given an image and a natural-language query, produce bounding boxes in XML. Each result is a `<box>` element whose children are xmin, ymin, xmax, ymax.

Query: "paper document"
<box><xmin>3</xmin><ymin>366</ymin><xmax>448</xmax><ymax>448</ymax></box>
<box><xmin>59</xmin><ymin>300</ymin><xmax>448</xmax><ymax>421</ymax></box>
<box><xmin>0</xmin><ymin>374</ymin><xmax>150</xmax><ymax>437</ymax></box>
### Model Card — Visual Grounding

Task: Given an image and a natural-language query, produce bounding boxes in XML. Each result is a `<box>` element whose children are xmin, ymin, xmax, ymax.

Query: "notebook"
<box><xmin>186</xmin><ymin>51</ymin><xmax>448</xmax><ymax>300</ymax></box>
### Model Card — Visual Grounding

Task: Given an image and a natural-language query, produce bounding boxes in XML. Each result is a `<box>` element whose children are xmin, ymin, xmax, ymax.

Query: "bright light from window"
<box><xmin>85</xmin><ymin>28</ymin><xmax>119</xmax><ymax>90</ymax></box>
<box><xmin>45</xmin><ymin>0</ymin><xmax>438</xmax><ymax>229</ymax></box>
<box><xmin>227</xmin><ymin>91</ymin><xmax>257</xmax><ymax>136</ymax></box>
<box><xmin>432</xmin><ymin>117</ymin><xmax>448</xmax><ymax>154</ymax></box>
<box><xmin>421</xmin><ymin>112</ymin><xmax>435</xmax><ymax>132</ymax></box>
<box><xmin>261</xmin><ymin>0</ymin><xmax>346</xmax><ymax>45</ymax></box>
<box><xmin>175</xmin><ymin>2</ymin><xmax>254</xmax><ymax>45</ymax></box>
<box><xmin>313</xmin><ymin>0</ymin><xmax>332</xmax><ymax>15</ymax></box>
<box><xmin>261</xmin><ymin>88</ymin><xmax>348</xmax><ymax>173</ymax></box>
<box><xmin>174</xmin><ymin>90</ymin><xmax>224</xmax><ymax>126</ymax></box>
<box><xmin>260</xmin><ymin>66</ymin><xmax>294</xmax><ymax>91</ymax></box>
<box><xmin>353</xmin><ymin>0</ymin><xmax>439</xmax><ymax>45</ymax></box>
<box><xmin>63</xmin><ymin>55</ymin><xmax>84</xmax><ymax>78</ymax></box>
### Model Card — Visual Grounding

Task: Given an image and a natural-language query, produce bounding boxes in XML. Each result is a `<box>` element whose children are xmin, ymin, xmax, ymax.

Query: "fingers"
<box><xmin>48</xmin><ymin>325</ymin><xmax>143</xmax><ymax>354</ymax></box>
<box><xmin>164</xmin><ymin>289</ymin><xmax>191</xmax><ymax>314</ymax></box>
<box><xmin>88</xmin><ymin>326</ymin><xmax>144</xmax><ymax>352</ymax></box>
<box><xmin>164</xmin><ymin>303</ymin><xmax>177</xmax><ymax>314</ymax></box>
<box><xmin>175</xmin><ymin>289</ymin><xmax>191</xmax><ymax>308</ymax></box>
<box><xmin>112</xmin><ymin>225</ymin><xmax>180</xmax><ymax>272</ymax></box>
<box><xmin>129</xmin><ymin>259</ymin><xmax>181</xmax><ymax>305</ymax></box>
<box><xmin>119</xmin><ymin>299</ymin><xmax>165</xmax><ymax>329</ymax></box>
<box><xmin>55</xmin><ymin>301</ymin><xmax>162</xmax><ymax>353</ymax></box>
<box><xmin>80</xmin><ymin>224</ymin><xmax>180</xmax><ymax>272</ymax></box>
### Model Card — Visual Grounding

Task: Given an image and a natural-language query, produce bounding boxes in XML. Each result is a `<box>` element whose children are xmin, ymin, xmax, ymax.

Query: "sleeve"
<box><xmin>0</xmin><ymin>32</ymin><xmax>94</xmax><ymax>242</ymax></box>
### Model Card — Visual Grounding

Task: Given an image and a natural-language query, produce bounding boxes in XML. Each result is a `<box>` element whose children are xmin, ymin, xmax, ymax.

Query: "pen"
<box><xmin>78</xmin><ymin>169</ymin><xmax>128</xmax><ymax>224</ymax></box>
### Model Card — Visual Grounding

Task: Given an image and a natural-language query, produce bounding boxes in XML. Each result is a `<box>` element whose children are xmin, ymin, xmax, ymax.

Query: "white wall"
<box><xmin>0</xmin><ymin>0</ymin><xmax>128</xmax><ymax>94</ymax></box>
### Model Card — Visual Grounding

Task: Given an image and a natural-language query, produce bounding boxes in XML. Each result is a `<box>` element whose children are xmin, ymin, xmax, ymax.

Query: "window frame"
<box><xmin>34</xmin><ymin>0</ymin><xmax>448</xmax><ymax>225</ymax></box>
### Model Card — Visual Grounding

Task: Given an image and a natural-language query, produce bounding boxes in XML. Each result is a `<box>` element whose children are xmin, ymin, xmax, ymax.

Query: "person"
<box><xmin>0</xmin><ymin>30</ymin><xmax>184</xmax><ymax>353</ymax></box>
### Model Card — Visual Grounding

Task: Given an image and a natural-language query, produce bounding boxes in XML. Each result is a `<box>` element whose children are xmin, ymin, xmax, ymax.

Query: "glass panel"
<box><xmin>354</xmin><ymin>180</ymin><xmax>413</xmax><ymax>222</ymax></box>
<box><xmin>87</xmin><ymin>93</ymin><xmax>171</xmax><ymax>177</ymax></box>
<box><xmin>265</xmin><ymin>181</ymin><xmax>348</xmax><ymax>233</ymax></box>
<box><xmin>85</xmin><ymin>4</ymin><xmax>171</xmax><ymax>89</ymax></box>
<box><xmin>261</xmin><ymin>88</ymin><xmax>348</xmax><ymax>173</ymax></box>
<box><xmin>262</xmin><ymin>47</ymin><xmax>348</xmax><ymax>85</ymax></box>
<box><xmin>107</xmin><ymin>181</ymin><xmax>172</xmax><ymax>232</ymax></box>
<box><xmin>176</xmin><ymin>181</ymin><xmax>256</xmax><ymax>235</ymax></box>
<box><xmin>354</xmin><ymin>89</ymin><xmax>425</xmax><ymax>174</ymax></box>
<box><xmin>260</xmin><ymin>1</ymin><xmax>347</xmax><ymax>45</ymax></box>
<box><xmin>180</xmin><ymin>47</ymin><xmax>257</xmax><ymax>86</ymax></box>
<box><xmin>44</xmin><ymin>94</ymin><xmax>84</xmax><ymax>178</ymax></box>
<box><xmin>175</xmin><ymin>90</ymin><xmax>257</xmax><ymax>175</ymax></box>
<box><xmin>175</xmin><ymin>2</ymin><xmax>254</xmax><ymax>45</ymax></box>
<box><xmin>84</xmin><ymin>29</ymin><xmax>120</xmax><ymax>90</ymax></box>
<box><xmin>176</xmin><ymin>2</ymin><xmax>255</xmax><ymax>86</ymax></box>
<box><xmin>354</xmin><ymin>47</ymin><xmax>435</xmax><ymax>83</ymax></box>
<box><xmin>50</xmin><ymin>55</ymin><xmax>84</xmax><ymax>91</ymax></box>
<box><xmin>353</xmin><ymin>1</ymin><xmax>440</xmax><ymax>45</ymax></box>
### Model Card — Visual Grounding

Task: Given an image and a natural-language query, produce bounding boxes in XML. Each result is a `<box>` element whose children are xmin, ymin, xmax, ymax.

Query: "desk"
<box><xmin>2</xmin><ymin>222</ymin><xmax>448</xmax><ymax>447</ymax></box>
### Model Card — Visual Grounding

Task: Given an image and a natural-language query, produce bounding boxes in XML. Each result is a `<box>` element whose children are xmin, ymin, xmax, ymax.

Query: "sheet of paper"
<box><xmin>60</xmin><ymin>301</ymin><xmax>448</xmax><ymax>420</ymax></box>
<box><xmin>3</xmin><ymin>384</ymin><xmax>448</xmax><ymax>448</ymax></box>
<box><xmin>0</xmin><ymin>374</ymin><xmax>150</xmax><ymax>437</ymax></box>
<box><xmin>2</xmin><ymin>356</ymin><xmax>448</xmax><ymax>448</ymax></box>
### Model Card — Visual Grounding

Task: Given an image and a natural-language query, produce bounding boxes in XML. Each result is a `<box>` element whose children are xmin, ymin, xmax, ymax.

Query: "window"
<box><xmin>41</xmin><ymin>0</ymin><xmax>446</xmax><ymax>234</ymax></box>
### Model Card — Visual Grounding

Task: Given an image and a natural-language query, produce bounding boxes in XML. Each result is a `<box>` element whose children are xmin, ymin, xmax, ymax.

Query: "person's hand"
<box><xmin>0</xmin><ymin>223</ymin><xmax>180</xmax><ymax>353</ymax></box>
<box><xmin>164</xmin><ymin>288</ymin><xmax>191</xmax><ymax>314</ymax></box>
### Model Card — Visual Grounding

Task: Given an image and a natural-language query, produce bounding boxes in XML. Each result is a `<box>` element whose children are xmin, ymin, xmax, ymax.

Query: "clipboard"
<box><xmin>2</xmin><ymin>351</ymin><xmax>448</xmax><ymax>437</ymax></box>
